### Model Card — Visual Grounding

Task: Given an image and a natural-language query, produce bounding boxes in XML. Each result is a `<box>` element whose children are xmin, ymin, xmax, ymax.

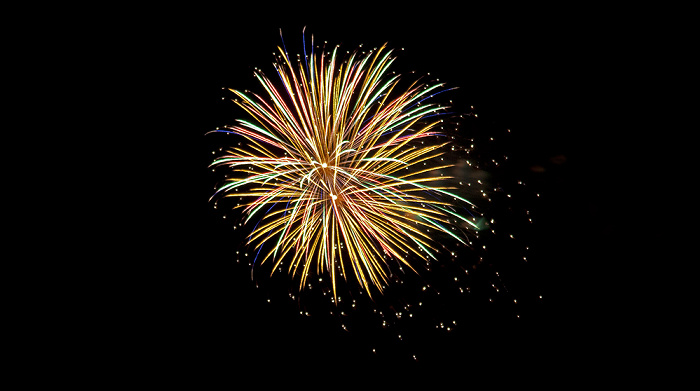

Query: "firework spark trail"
<box><xmin>209</xmin><ymin>33</ymin><xmax>479</xmax><ymax>302</ymax></box>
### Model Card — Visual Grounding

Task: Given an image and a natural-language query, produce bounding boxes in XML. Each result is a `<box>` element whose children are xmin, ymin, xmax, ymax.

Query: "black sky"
<box><xmin>113</xmin><ymin>6</ymin><xmax>626</xmax><ymax>382</ymax></box>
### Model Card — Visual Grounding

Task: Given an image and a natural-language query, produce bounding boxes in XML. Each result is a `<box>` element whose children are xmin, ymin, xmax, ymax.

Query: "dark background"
<box><xmin>83</xmin><ymin>5</ymin><xmax>629</xmax><ymax>384</ymax></box>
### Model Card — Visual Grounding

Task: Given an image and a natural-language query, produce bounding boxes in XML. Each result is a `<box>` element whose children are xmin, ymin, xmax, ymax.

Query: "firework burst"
<box><xmin>209</xmin><ymin>32</ymin><xmax>479</xmax><ymax>301</ymax></box>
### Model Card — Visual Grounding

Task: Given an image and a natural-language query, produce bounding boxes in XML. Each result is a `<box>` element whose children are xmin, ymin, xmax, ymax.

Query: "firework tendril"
<box><xmin>209</xmin><ymin>32</ymin><xmax>478</xmax><ymax>302</ymax></box>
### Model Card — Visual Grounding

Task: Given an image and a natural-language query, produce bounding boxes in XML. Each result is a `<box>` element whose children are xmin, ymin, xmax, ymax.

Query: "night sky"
<box><xmin>102</xmin><ymin>6</ymin><xmax>627</xmax><ymax>383</ymax></box>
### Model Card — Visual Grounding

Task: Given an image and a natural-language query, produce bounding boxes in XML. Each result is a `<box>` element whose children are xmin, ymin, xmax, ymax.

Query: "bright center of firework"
<box><xmin>331</xmin><ymin>193</ymin><xmax>337</xmax><ymax>200</ymax></box>
<box><xmin>321</xmin><ymin>162</ymin><xmax>327</xmax><ymax>168</ymax></box>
